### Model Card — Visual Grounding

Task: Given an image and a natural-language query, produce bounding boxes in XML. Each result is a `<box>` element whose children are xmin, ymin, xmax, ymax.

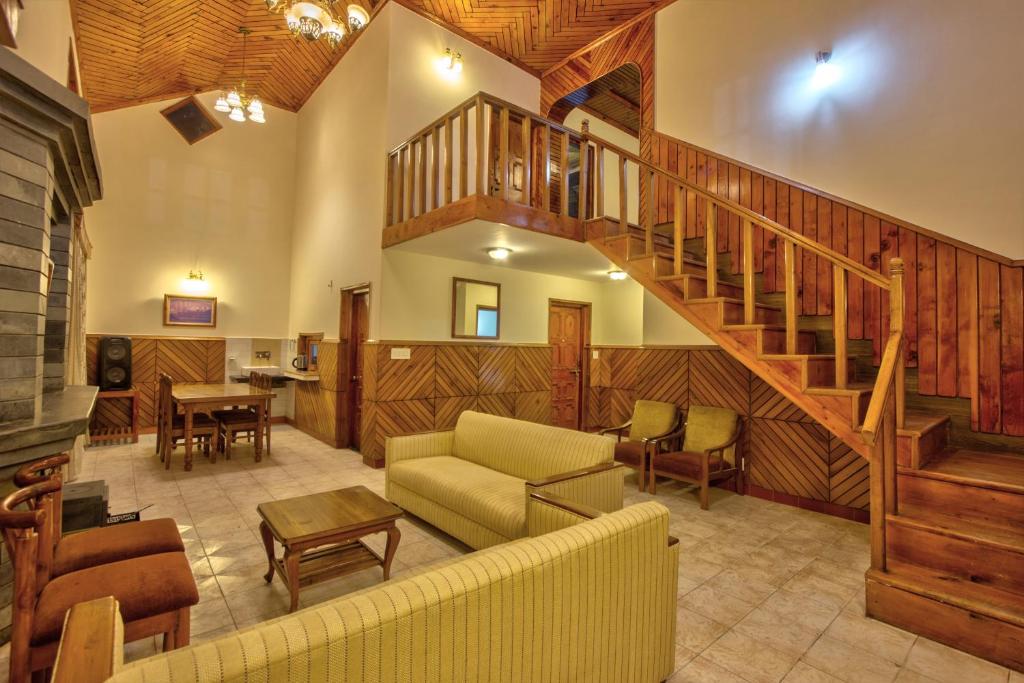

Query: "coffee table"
<box><xmin>257</xmin><ymin>486</ymin><xmax>403</xmax><ymax>612</ymax></box>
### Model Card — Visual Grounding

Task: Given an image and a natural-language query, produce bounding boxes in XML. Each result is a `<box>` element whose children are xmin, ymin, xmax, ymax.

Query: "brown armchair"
<box><xmin>649</xmin><ymin>405</ymin><xmax>743</xmax><ymax>509</ymax></box>
<box><xmin>599</xmin><ymin>400</ymin><xmax>681</xmax><ymax>491</ymax></box>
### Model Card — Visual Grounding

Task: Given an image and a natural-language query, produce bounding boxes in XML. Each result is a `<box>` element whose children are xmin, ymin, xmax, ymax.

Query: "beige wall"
<box><xmin>642</xmin><ymin>291</ymin><xmax>713</xmax><ymax>346</ymax></box>
<box><xmin>9</xmin><ymin>0</ymin><xmax>78</xmax><ymax>86</ymax></box>
<box><xmin>655</xmin><ymin>0</ymin><xmax>1024</xmax><ymax>261</ymax></box>
<box><xmin>379</xmin><ymin>250</ymin><xmax>644</xmax><ymax>346</ymax></box>
<box><xmin>84</xmin><ymin>92</ymin><xmax>297</xmax><ymax>337</ymax></box>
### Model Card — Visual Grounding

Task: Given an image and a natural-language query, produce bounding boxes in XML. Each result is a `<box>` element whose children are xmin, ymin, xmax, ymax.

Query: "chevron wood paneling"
<box><xmin>515</xmin><ymin>390</ymin><xmax>551</xmax><ymax>424</ymax></box>
<box><xmin>132</xmin><ymin>338</ymin><xmax>157</xmax><ymax>383</ymax></box>
<box><xmin>515</xmin><ymin>346</ymin><xmax>552</xmax><ymax>392</ymax></box>
<box><xmin>749</xmin><ymin>418</ymin><xmax>830</xmax><ymax>502</ymax></box>
<box><xmin>205</xmin><ymin>339</ymin><xmax>226</xmax><ymax>382</ymax></box>
<box><xmin>317</xmin><ymin>341</ymin><xmax>339</xmax><ymax>392</ymax></box>
<box><xmin>90</xmin><ymin>395</ymin><xmax>132</xmax><ymax>430</ymax></box>
<box><xmin>829</xmin><ymin>436</ymin><xmax>870</xmax><ymax>510</ymax></box>
<box><xmin>376</xmin><ymin>345</ymin><xmax>435</xmax><ymax>400</ymax></box>
<box><xmin>606</xmin><ymin>387</ymin><xmax>636</xmax><ymax>426</ymax></box>
<box><xmin>479</xmin><ymin>346</ymin><xmax>516</xmax><ymax>394</ymax></box>
<box><xmin>156</xmin><ymin>339</ymin><xmax>206</xmax><ymax>382</ymax></box>
<box><xmin>586</xmin><ymin>387</ymin><xmax>606</xmax><ymax>431</ymax></box>
<box><xmin>636</xmin><ymin>349</ymin><xmax>688</xmax><ymax>408</ymax></box>
<box><xmin>435</xmin><ymin>345</ymin><xmax>478</xmax><ymax>397</ymax></box>
<box><xmin>607</xmin><ymin>347</ymin><xmax>640</xmax><ymax>389</ymax></box>
<box><xmin>361</xmin><ymin>344</ymin><xmax>379</xmax><ymax>401</ymax></box>
<box><xmin>360</xmin><ymin>400</ymin><xmax>378</xmax><ymax>456</ymax></box>
<box><xmin>137</xmin><ymin>383</ymin><xmax>157</xmax><ymax>428</ymax></box>
<box><xmin>478</xmin><ymin>392</ymin><xmax>516</xmax><ymax>418</ymax></box>
<box><xmin>689</xmin><ymin>349</ymin><xmax>750</xmax><ymax>415</ymax></box>
<box><xmin>435</xmin><ymin>396</ymin><xmax>477</xmax><ymax>430</ymax></box>
<box><xmin>294</xmin><ymin>382</ymin><xmax>339</xmax><ymax>444</ymax></box>
<box><xmin>71</xmin><ymin>0</ymin><xmax>380</xmax><ymax>113</ymax></box>
<box><xmin>750</xmin><ymin>375</ymin><xmax>812</xmax><ymax>422</ymax></box>
<box><xmin>590</xmin><ymin>350</ymin><xmax>609</xmax><ymax>388</ymax></box>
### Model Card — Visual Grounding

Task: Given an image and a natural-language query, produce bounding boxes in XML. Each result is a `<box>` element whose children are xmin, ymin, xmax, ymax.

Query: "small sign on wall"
<box><xmin>592</xmin><ymin>350</ymin><xmax>600</xmax><ymax>359</ymax></box>
<box><xmin>390</xmin><ymin>347</ymin><xmax>411</xmax><ymax>360</ymax></box>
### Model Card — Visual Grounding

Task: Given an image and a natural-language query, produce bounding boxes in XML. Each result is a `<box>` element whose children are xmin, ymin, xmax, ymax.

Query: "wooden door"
<box><xmin>348</xmin><ymin>292</ymin><xmax>369</xmax><ymax>449</ymax></box>
<box><xmin>549</xmin><ymin>303</ymin><xmax>584</xmax><ymax>429</ymax></box>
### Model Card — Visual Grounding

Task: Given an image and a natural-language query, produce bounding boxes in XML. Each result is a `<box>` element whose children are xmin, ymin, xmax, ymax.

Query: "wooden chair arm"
<box><xmin>598</xmin><ymin>421</ymin><xmax>632</xmax><ymax>441</ymax></box>
<box><xmin>527</xmin><ymin>491</ymin><xmax>602</xmax><ymax>520</ymax></box>
<box><xmin>703</xmin><ymin>423</ymin><xmax>743</xmax><ymax>458</ymax></box>
<box><xmin>53</xmin><ymin>597</ymin><xmax>123</xmax><ymax>683</ymax></box>
<box><xmin>647</xmin><ymin>425</ymin><xmax>687</xmax><ymax>450</ymax></box>
<box><xmin>525</xmin><ymin>461</ymin><xmax>623</xmax><ymax>488</ymax></box>
<box><xmin>14</xmin><ymin>452</ymin><xmax>71</xmax><ymax>487</ymax></box>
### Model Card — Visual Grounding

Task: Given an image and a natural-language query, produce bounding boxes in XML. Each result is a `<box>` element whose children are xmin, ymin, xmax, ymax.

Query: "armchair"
<box><xmin>649</xmin><ymin>405</ymin><xmax>743</xmax><ymax>509</ymax></box>
<box><xmin>599</xmin><ymin>400</ymin><xmax>680</xmax><ymax>491</ymax></box>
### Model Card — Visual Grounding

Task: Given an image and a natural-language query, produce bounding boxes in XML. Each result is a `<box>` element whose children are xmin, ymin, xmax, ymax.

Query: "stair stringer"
<box><xmin>590</xmin><ymin>235</ymin><xmax>875</xmax><ymax>459</ymax></box>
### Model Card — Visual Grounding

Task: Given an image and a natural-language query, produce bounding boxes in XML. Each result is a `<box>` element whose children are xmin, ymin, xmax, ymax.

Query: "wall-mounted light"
<box><xmin>812</xmin><ymin>50</ymin><xmax>840</xmax><ymax>89</ymax></box>
<box><xmin>487</xmin><ymin>247</ymin><xmax>511</xmax><ymax>260</ymax></box>
<box><xmin>443</xmin><ymin>47</ymin><xmax>463</xmax><ymax>73</ymax></box>
<box><xmin>608</xmin><ymin>270</ymin><xmax>627</xmax><ymax>281</ymax></box>
<box><xmin>181</xmin><ymin>268</ymin><xmax>210</xmax><ymax>294</ymax></box>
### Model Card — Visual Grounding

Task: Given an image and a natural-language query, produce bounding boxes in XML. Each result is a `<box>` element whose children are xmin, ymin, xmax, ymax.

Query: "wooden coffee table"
<box><xmin>257</xmin><ymin>486</ymin><xmax>403</xmax><ymax>612</ymax></box>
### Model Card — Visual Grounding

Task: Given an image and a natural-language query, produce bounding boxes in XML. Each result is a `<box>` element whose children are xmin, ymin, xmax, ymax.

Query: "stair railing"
<box><xmin>385</xmin><ymin>93</ymin><xmax>586</xmax><ymax>226</ymax></box>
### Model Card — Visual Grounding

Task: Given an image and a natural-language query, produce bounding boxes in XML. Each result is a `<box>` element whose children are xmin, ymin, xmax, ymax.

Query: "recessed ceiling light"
<box><xmin>608</xmin><ymin>270</ymin><xmax>627</xmax><ymax>280</ymax></box>
<box><xmin>488</xmin><ymin>248</ymin><xmax>511</xmax><ymax>260</ymax></box>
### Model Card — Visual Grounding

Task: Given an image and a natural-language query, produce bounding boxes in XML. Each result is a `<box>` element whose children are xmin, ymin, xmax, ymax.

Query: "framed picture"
<box><xmin>164</xmin><ymin>295</ymin><xmax>217</xmax><ymax>327</ymax></box>
<box><xmin>159</xmin><ymin>96</ymin><xmax>222</xmax><ymax>145</ymax></box>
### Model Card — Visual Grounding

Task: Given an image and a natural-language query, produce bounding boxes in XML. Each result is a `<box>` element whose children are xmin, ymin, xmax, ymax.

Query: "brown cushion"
<box><xmin>215</xmin><ymin>411</ymin><xmax>259</xmax><ymax>426</ymax></box>
<box><xmin>170</xmin><ymin>413</ymin><xmax>217</xmax><ymax>428</ymax></box>
<box><xmin>614</xmin><ymin>440</ymin><xmax>646</xmax><ymax>468</ymax></box>
<box><xmin>212</xmin><ymin>408</ymin><xmax>256</xmax><ymax>421</ymax></box>
<box><xmin>32</xmin><ymin>551</ymin><xmax>198</xmax><ymax>646</ymax></box>
<box><xmin>53</xmin><ymin>518</ymin><xmax>185</xmax><ymax>577</ymax></box>
<box><xmin>652</xmin><ymin>450</ymin><xmax>726</xmax><ymax>480</ymax></box>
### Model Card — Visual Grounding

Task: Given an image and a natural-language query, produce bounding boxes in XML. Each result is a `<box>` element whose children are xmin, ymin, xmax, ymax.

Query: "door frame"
<box><xmin>338</xmin><ymin>283</ymin><xmax>371</xmax><ymax>452</ymax></box>
<box><xmin>548</xmin><ymin>298</ymin><xmax>592</xmax><ymax>430</ymax></box>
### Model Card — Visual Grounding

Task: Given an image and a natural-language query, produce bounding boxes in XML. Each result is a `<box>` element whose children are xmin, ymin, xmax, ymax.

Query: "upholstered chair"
<box><xmin>599</xmin><ymin>400</ymin><xmax>681</xmax><ymax>491</ymax></box>
<box><xmin>214</xmin><ymin>372</ymin><xmax>272</xmax><ymax>460</ymax></box>
<box><xmin>649</xmin><ymin>405</ymin><xmax>743</xmax><ymax>509</ymax></box>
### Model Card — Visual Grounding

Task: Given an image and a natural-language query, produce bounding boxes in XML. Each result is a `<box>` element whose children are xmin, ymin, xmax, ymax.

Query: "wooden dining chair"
<box><xmin>14</xmin><ymin>453</ymin><xmax>185</xmax><ymax>578</ymax></box>
<box><xmin>158</xmin><ymin>373</ymin><xmax>217</xmax><ymax>469</ymax></box>
<box><xmin>214</xmin><ymin>372</ymin><xmax>272</xmax><ymax>461</ymax></box>
<box><xmin>0</xmin><ymin>481</ymin><xmax>198</xmax><ymax>683</ymax></box>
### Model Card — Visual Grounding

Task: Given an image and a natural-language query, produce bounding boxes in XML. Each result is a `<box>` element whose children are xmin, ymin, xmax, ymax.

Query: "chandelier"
<box><xmin>264</xmin><ymin>1</ymin><xmax>370</xmax><ymax>48</ymax></box>
<box><xmin>214</xmin><ymin>28</ymin><xmax>265</xmax><ymax>124</ymax></box>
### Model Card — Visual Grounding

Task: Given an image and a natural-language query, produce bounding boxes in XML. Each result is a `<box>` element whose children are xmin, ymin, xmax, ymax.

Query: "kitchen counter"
<box><xmin>284</xmin><ymin>370</ymin><xmax>320</xmax><ymax>382</ymax></box>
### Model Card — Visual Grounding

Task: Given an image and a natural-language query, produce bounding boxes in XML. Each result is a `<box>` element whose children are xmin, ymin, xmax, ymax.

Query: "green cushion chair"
<box><xmin>599</xmin><ymin>400</ymin><xmax>681</xmax><ymax>491</ymax></box>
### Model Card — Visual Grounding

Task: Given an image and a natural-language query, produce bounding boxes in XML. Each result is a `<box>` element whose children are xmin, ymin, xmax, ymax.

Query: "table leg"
<box><xmin>259</xmin><ymin>521</ymin><xmax>275</xmax><ymax>583</ymax></box>
<box><xmin>382</xmin><ymin>525</ymin><xmax>401</xmax><ymax>580</ymax></box>
<box><xmin>284</xmin><ymin>548</ymin><xmax>301</xmax><ymax>612</ymax></box>
<box><xmin>255</xmin><ymin>400</ymin><xmax>265</xmax><ymax>462</ymax></box>
<box><xmin>184</xmin><ymin>405</ymin><xmax>194</xmax><ymax>471</ymax></box>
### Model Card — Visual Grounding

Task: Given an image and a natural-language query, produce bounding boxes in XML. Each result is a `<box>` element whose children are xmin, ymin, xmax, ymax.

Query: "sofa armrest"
<box><xmin>525</xmin><ymin>461</ymin><xmax>625</xmax><ymax>513</ymax></box>
<box><xmin>53</xmin><ymin>596</ymin><xmax>123</xmax><ymax>683</ymax></box>
<box><xmin>527</xmin><ymin>491</ymin><xmax>603</xmax><ymax>537</ymax></box>
<box><xmin>385</xmin><ymin>430</ymin><xmax>455</xmax><ymax>470</ymax></box>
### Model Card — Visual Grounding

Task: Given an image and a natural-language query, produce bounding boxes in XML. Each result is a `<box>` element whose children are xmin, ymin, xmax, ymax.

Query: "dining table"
<box><xmin>171</xmin><ymin>383</ymin><xmax>276</xmax><ymax>471</ymax></box>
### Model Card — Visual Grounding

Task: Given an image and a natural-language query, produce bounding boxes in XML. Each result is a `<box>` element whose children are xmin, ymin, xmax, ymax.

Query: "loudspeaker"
<box><xmin>98</xmin><ymin>336</ymin><xmax>132</xmax><ymax>391</ymax></box>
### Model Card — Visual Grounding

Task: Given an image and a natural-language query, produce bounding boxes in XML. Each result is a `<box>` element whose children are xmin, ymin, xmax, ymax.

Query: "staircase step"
<box><xmin>898</xmin><ymin>468</ymin><xmax>1024</xmax><ymax>535</ymax></box>
<box><xmin>721</xmin><ymin>324</ymin><xmax>818</xmax><ymax>355</ymax></box>
<box><xmin>805</xmin><ymin>382</ymin><xmax>873</xmax><ymax>426</ymax></box>
<box><xmin>655</xmin><ymin>273</ymin><xmax>744</xmax><ymax>300</ymax></box>
<box><xmin>866</xmin><ymin>560</ymin><xmax>1024</xmax><ymax>671</ymax></box>
<box><xmin>919</xmin><ymin>449</ymin><xmax>1024</xmax><ymax>492</ymax></box>
<box><xmin>897</xmin><ymin>414</ymin><xmax>951</xmax><ymax>468</ymax></box>
<box><xmin>887</xmin><ymin>505</ymin><xmax>1024</xmax><ymax>595</ymax></box>
<box><xmin>686</xmin><ymin>297</ymin><xmax>784</xmax><ymax>325</ymax></box>
<box><xmin>760</xmin><ymin>354</ymin><xmax>858</xmax><ymax>388</ymax></box>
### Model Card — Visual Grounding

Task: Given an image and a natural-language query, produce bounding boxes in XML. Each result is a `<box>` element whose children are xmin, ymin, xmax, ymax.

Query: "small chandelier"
<box><xmin>264</xmin><ymin>1</ymin><xmax>369</xmax><ymax>48</ymax></box>
<box><xmin>214</xmin><ymin>28</ymin><xmax>266</xmax><ymax>124</ymax></box>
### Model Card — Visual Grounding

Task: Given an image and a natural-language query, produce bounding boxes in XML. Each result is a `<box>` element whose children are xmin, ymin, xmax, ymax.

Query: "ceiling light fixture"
<box><xmin>812</xmin><ymin>50</ymin><xmax>839</xmax><ymax>89</ymax></box>
<box><xmin>264</xmin><ymin>0</ymin><xmax>369</xmax><ymax>49</ymax></box>
<box><xmin>214</xmin><ymin>28</ymin><xmax>266</xmax><ymax>124</ymax></box>
<box><xmin>608</xmin><ymin>270</ymin><xmax>627</xmax><ymax>280</ymax></box>
<box><xmin>487</xmin><ymin>247</ymin><xmax>511</xmax><ymax>260</ymax></box>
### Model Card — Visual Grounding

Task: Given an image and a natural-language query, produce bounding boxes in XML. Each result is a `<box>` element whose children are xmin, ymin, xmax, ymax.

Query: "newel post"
<box><xmin>889</xmin><ymin>258</ymin><xmax>906</xmax><ymax>429</ymax></box>
<box><xmin>578</xmin><ymin>120</ymin><xmax>590</xmax><ymax>219</ymax></box>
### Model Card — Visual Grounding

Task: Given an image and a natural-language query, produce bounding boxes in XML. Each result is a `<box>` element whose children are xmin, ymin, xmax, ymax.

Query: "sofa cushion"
<box><xmin>53</xmin><ymin>518</ymin><xmax>184</xmax><ymax>577</ymax></box>
<box><xmin>388</xmin><ymin>456</ymin><xmax>527</xmax><ymax>539</ymax></box>
<box><xmin>452</xmin><ymin>411</ymin><xmax>613</xmax><ymax>481</ymax></box>
<box><xmin>33</xmin><ymin>551</ymin><xmax>198</xmax><ymax>646</ymax></box>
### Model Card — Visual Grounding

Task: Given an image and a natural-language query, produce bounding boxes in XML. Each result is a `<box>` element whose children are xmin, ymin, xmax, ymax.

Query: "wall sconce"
<box><xmin>443</xmin><ymin>47</ymin><xmax>463</xmax><ymax>73</ymax></box>
<box><xmin>812</xmin><ymin>50</ymin><xmax>839</xmax><ymax>89</ymax></box>
<box><xmin>181</xmin><ymin>268</ymin><xmax>210</xmax><ymax>294</ymax></box>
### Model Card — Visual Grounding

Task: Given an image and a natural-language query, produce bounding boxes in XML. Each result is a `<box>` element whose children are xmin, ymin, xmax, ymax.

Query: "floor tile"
<box><xmin>702</xmin><ymin>630</ymin><xmax>799</xmax><ymax>683</ymax></box>
<box><xmin>802</xmin><ymin>635</ymin><xmax>900</xmax><ymax>683</ymax></box>
<box><xmin>902</xmin><ymin>638</ymin><xmax>1009</xmax><ymax>683</ymax></box>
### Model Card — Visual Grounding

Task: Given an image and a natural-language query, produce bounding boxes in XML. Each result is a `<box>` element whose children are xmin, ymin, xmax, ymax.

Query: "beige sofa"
<box><xmin>57</xmin><ymin>497</ymin><xmax>679</xmax><ymax>683</ymax></box>
<box><xmin>385</xmin><ymin>411</ymin><xmax>624</xmax><ymax>549</ymax></box>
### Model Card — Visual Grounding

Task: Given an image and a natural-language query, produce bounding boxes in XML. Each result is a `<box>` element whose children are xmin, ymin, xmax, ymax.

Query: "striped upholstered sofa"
<box><xmin>57</xmin><ymin>497</ymin><xmax>679</xmax><ymax>683</ymax></box>
<box><xmin>385</xmin><ymin>411</ymin><xmax>624</xmax><ymax>549</ymax></box>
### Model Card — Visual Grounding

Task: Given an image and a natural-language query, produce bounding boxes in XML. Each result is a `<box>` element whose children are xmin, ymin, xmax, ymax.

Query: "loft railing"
<box><xmin>385</xmin><ymin>92</ymin><xmax>906</xmax><ymax>569</ymax></box>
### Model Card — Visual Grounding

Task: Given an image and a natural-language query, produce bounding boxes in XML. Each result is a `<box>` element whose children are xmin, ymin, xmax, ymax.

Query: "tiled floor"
<box><xmin>1</xmin><ymin>425</ymin><xmax>1018</xmax><ymax>682</ymax></box>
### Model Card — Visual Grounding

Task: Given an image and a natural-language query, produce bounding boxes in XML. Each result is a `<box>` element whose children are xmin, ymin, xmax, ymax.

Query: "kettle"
<box><xmin>292</xmin><ymin>355</ymin><xmax>308</xmax><ymax>371</ymax></box>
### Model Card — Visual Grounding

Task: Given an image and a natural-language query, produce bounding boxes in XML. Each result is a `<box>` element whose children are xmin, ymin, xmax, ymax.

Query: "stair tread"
<box><xmin>915</xmin><ymin>448</ymin><xmax>1024</xmax><ymax>493</ymax></box>
<box><xmin>869</xmin><ymin>559</ymin><xmax>1024</xmax><ymax>627</ymax></box>
<box><xmin>760</xmin><ymin>353</ymin><xmax>854</xmax><ymax>361</ymax></box>
<box><xmin>892</xmin><ymin>503</ymin><xmax>1024</xmax><ymax>551</ymax></box>
<box><xmin>900</xmin><ymin>412</ymin><xmax>951</xmax><ymax>435</ymax></box>
<box><xmin>686</xmin><ymin>297</ymin><xmax>781</xmax><ymax>311</ymax></box>
<box><xmin>721</xmin><ymin>324</ymin><xmax>816</xmax><ymax>335</ymax></box>
<box><xmin>805</xmin><ymin>382</ymin><xmax>874</xmax><ymax>396</ymax></box>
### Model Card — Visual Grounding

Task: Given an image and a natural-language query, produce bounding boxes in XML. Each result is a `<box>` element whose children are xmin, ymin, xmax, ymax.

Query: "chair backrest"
<box><xmin>682</xmin><ymin>405</ymin><xmax>740</xmax><ymax>464</ymax></box>
<box><xmin>1</xmin><ymin>481</ymin><xmax>59</xmax><ymax>595</ymax></box>
<box><xmin>13</xmin><ymin>453</ymin><xmax>70</xmax><ymax>554</ymax></box>
<box><xmin>628</xmin><ymin>400</ymin><xmax>679</xmax><ymax>441</ymax></box>
<box><xmin>254</xmin><ymin>373</ymin><xmax>272</xmax><ymax>391</ymax></box>
<box><xmin>158</xmin><ymin>373</ymin><xmax>174</xmax><ymax>438</ymax></box>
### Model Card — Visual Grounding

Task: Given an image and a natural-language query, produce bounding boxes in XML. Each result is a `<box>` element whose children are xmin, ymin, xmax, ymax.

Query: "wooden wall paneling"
<box><xmin>689</xmin><ymin>349</ymin><xmax>749</xmax><ymax>415</ymax></box>
<box><xmin>135</xmin><ymin>384</ymin><xmax>157</xmax><ymax>428</ymax></box>
<box><xmin>801</xmin><ymin>187</ymin><xmax>817</xmax><ymax>312</ymax></box>
<box><xmin>635</xmin><ymin>348</ymin><xmax>688</xmax><ymax>408</ymax></box>
<box><xmin>586</xmin><ymin>387</ymin><xmax>607</xmax><ymax>430</ymax></box>
<box><xmin>131</xmin><ymin>338</ymin><xmax>156</xmax><ymax>383</ymax></box>
<box><xmin>590</xmin><ymin>348</ymin><xmax>610</xmax><ymax>387</ymax></box>
<box><xmin>515</xmin><ymin>346</ymin><xmax>553</xmax><ymax>392</ymax></box>
<box><xmin>748</xmin><ymin>418</ymin><xmax>830</xmax><ymax>502</ymax></box>
<box><xmin>916</xmin><ymin>236</ymin><xmax>937</xmax><ymax>395</ymax></box>
<box><xmin>375</xmin><ymin>398</ymin><xmax>433</xmax><ymax>448</ymax></box>
<box><xmin>696</xmin><ymin>151</ymin><xmax>708</xmax><ymax>238</ymax></box>
<box><xmin>204</xmin><ymin>339</ymin><xmax>225</xmax><ymax>383</ymax></box>
<box><xmin>1000</xmin><ymin>265</ymin><xmax>1024</xmax><ymax>436</ymax></box>
<box><xmin>935</xmin><ymin>243</ymin><xmax>958</xmax><ymax>397</ymax></box>
<box><xmin>606</xmin><ymin>387</ymin><xmax>636</xmax><ymax>426</ymax></box>
<box><xmin>978</xmin><ymin>259</ymin><xmax>1003</xmax><ymax>433</ymax></box>
<box><xmin>479</xmin><ymin>346</ymin><xmax>516</xmax><ymax>394</ymax></box>
<box><xmin>787</xmin><ymin>187</ymin><xmax>803</xmax><ymax>309</ymax></box>
<box><xmin>155</xmin><ymin>339</ymin><xmax>206</xmax><ymax>382</ymax></box>
<box><xmin>294</xmin><ymin>382</ymin><xmax>339</xmax><ymax>445</ymax></box>
<box><xmin>606</xmin><ymin>347</ymin><xmax>640</xmax><ymax>389</ymax></box>
<box><xmin>762</xmin><ymin>178</ymin><xmax>777</xmax><ymax>293</ymax></box>
<box><xmin>317</xmin><ymin>341</ymin><xmax>339</xmax><ymax>392</ymax></box>
<box><xmin>847</xmin><ymin>209</ymin><xmax>865</xmax><ymax>339</ymax></box>
<box><xmin>361</xmin><ymin>343</ymin><xmax>378</xmax><ymax>401</ymax></box>
<box><xmin>375</xmin><ymin>344</ymin><xmax>435</xmax><ymax>400</ymax></box>
<box><xmin>750</xmin><ymin>375</ymin><xmax>812</xmax><ymax>422</ymax></box>
<box><xmin>879</xmin><ymin>222</ymin><xmax>898</xmax><ymax>358</ymax></box>
<box><xmin>478</xmin><ymin>392</ymin><xmax>515</xmax><ymax>418</ymax></box>
<box><xmin>956</xmin><ymin>252</ymin><xmax>978</xmax><ymax>400</ymax></box>
<box><xmin>90</xmin><ymin>394</ymin><xmax>133</xmax><ymax>432</ymax></box>
<box><xmin>515</xmin><ymin>391</ymin><xmax>552</xmax><ymax>424</ymax></box>
<box><xmin>435</xmin><ymin>396</ymin><xmax>477</xmax><ymax>430</ymax></box>
<box><xmin>751</xmin><ymin>172</ymin><xmax>764</xmax><ymax>273</ymax></box>
<box><xmin>360</xmin><ymin>400</ymin><xmax>379</xmax><ymax>459</ymax></box>
<box><xmin>816</xmin><ymin>197</ymin><xmax>832</xmax><ymax>315</ymax></box>
<box><xmin>773</xmin><ymin>182</ymin><xmax>789</xmax><ymax>293</ymax></box>
<box><xmin>828</xmin><ymin>436</ymin><xmax>870</xmax><ymax>510</ymax></box>
<box><xmin>863</xmin><ymin>214</ymin><xmax>881</xmax><ymax>361</ymax></box>
<box><xmin>898</xmin><ymin>227</ymin><xmax>918</xmax><ymax>366</ymax></box>
<box><xmin>435</xmin><ymin>344</ymin><xmax>479</xmax><ymax>396</ymax></box>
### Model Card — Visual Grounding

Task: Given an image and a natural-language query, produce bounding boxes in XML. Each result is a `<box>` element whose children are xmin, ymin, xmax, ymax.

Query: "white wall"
<box><xmin>9</xmin><ymin>0</ymin><xmax>78</xmax><ymax>86</ymax></box>
<box><xmin>642</xmin><ymin>291</ymin><xmax>713</xmax><ymax>346</ymax></box>
<box><xmin>85</xmin><ymin>92</ymin><xmax>297</xmax><ymax>337</ymax></box>
<box><xmin>656</xmin><ymin>0</ymin><xmax>1024</xmax><ymax>261</ymax></box>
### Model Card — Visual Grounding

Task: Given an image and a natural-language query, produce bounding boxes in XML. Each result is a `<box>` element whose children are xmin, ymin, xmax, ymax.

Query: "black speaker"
<box><xmin>98</xmin><ymin>336</ymin><xmax>132</xmax><ymax>391</ymax></box>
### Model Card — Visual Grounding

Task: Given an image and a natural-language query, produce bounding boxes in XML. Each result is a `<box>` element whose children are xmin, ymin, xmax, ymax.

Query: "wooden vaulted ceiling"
<box><xmin>71</xmin><ymin>0</ymin><xmax>380</xmax><ymax>113</ymax></box>
<box><xmin>71</xmin><ymin>0</ymin><xmax>671</xmax><ymax>114</ymax></box>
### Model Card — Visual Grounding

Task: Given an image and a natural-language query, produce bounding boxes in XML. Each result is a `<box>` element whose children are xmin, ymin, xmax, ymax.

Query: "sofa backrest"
<box><xmin>451</xmin><ymin>411</ymin><xmax>613</xmax><ymax>481</ymax></box>
<box><xmin>106</xmin><ymin>502</ymin><xmax>677</xmax><ymax>683</ymax></box>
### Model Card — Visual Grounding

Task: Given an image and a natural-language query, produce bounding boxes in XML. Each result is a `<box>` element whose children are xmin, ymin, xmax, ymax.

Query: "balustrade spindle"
<box><xmin>784</xmin><ymin>240</ymin><xmax>797</xmax><ymax>354</ymax></box>
<box><xmin>834</xmin><ymin>265</ymin><xmax>848</xmax><ymax>388</ymax></box>
<box><xmin>559</xmin><ymin>132</ymin><xmax>569</xmax><ymax>216</ymax></box>
<box><xmin>618</xmin><ymin>155</ymin><xmax>628</xmax><ymax>237</ymax></box>
<box><xmin>432</xmin><ymin>126</ymin><xmax>441</xmax><ymax>210</ymax></box>
<box><xmin>705</xmin><ymin>199</ymin><xmax>718</xmax><ymax>297</ymax></box>
<box><xmin>475</xmin><ymin>97</ymin><xmax>485</xmax><ymax>196</ymax></box>
<box><xmin>444</xmin><ymin>117</ymin><xmax>453</xmax><ymax>204</ymax></box>
<box><xmin>498</xmin><ymin>107</ymin><xmax>509</xmax><ymax>200</ymax></box>
<box><xmin>521</xmin><ymin>116</ymin><xmax>531</xmax><ymax>208</ymax></box>
<box><xmin>578</xmin><ymin>136</ymin><xmax>589</xmax><ymax>220</ymax></box>
<box><xmin>743</xmin><ymin>219</ymin><xmax>755</xmax><ymax>323</ymax></box>
<box><xmin>404</xmin><ymin>145</ymin><xmax>414</xmax><ymax>219</ymax></box>
<box><xmin>418</xmin><ymin>135</ymin><xmax>427</xmax><ymax>215</ymax></box>
<box><xmin>673</xmin><ymin>186</ymin><xmax>683</xmax><ymax>275</ymax></box>
<box><xmin>889</xmin><ymin>258</ymin><xmax>906</xmax><ymax>428</ymax></box>
<box><xmin>459</xmin><ymin>107</ymin><xmax>469</xmax><ymax>199</ymax></box>
<box><xmin>542</xmin><ymin>125</ymin><xmax>551</xmax><ymax>211</ymax></box>
<box><xmin>645</xmin><ymin>169</ymin><xmax>655</xmax><ymax>255</ymax></box>
<box><xmin>595</xmin><ymin>143</ymin><xmax>604</xmax><ymax>218</ymax></box>
<box><xmin>385</xmin><ymin>153</ymin><xmax>395</xmax><ymax>225</ymax></box>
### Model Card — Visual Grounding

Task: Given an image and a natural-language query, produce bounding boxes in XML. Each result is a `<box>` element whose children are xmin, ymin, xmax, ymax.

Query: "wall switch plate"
<box><xmin>390</xmin><ymin>347</ymin><xmax>411</xmax><ymax>360</ymax></box>
<box><xmin>592</xmin><ymin>350</ymin><xmax>600</xmax><ymax>359</ymax></box>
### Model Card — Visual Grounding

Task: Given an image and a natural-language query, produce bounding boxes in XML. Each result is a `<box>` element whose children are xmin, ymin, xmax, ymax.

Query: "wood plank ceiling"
<box><xmin>71</xmin><ymin>0</ymin><xmax>670</xmax><ymax>113</ymax></box>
